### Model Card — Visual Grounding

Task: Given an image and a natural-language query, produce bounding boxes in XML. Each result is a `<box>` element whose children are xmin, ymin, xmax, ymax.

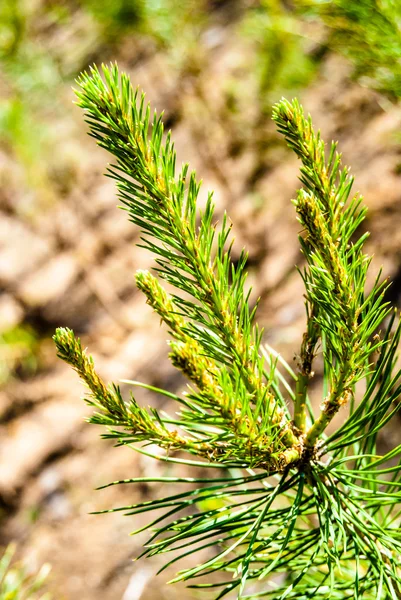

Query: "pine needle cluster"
<box><xmin>54</xmin><ymin>64</ymin><xmax>401</xmax><ymax>599</ymax></box>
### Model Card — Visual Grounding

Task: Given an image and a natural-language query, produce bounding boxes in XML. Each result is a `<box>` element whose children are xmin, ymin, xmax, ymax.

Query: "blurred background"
<box><xmin>1</xmin><ymin>0</ymin><xmax>401</xmax><ymax>598</ymax></box>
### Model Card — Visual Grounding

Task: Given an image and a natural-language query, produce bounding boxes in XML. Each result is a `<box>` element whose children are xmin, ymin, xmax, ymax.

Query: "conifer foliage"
<box><xmin>54</xmin><ymin>64</ymin><xmax>401</xmax><ymax>598</ymax></box>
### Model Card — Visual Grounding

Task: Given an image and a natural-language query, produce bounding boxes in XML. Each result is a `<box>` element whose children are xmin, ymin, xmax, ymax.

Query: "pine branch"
<box><xmin>53</xmin><ymin>64</ymin><xmax>401</xmax><ymax>599</ymax></box>
<box><xmin>136</xmin><ymin>269</ymin><xmax>300</xmax><ymax>468</ymax></box>
<box><xmin>53</xmin><ymin>327</ymin><xmax>210</xmax><ymax>456</ymax></box>
<box><xmin>76</xmin><ymin>65</ymin><xmax>268</xmax><ymax>396</ymax></box>
<box><xmin>272</xmin><ymin>98</ymin><xmax>391</xmax><ymax>444</ymax></box>
<box><xmin>294</xmin><ymin>302</ymin><xmax>319</xmax><ymax>432</ymax></box>
<box><xmin>54</xmin><ymin>325</ymin><xmax>300</xmax><ymax>470</ymax></box>
<box><xmin>74</xmin><ymin>64</ymin><xmax>301</xmax><ymax>459</ymax></box>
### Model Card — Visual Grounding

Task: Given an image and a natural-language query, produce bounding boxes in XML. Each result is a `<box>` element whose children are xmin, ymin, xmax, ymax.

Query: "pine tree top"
<box><xmin>54</xmin><ymin>63</ymin><xmax>401</xmax><ymax>599</ymax></box>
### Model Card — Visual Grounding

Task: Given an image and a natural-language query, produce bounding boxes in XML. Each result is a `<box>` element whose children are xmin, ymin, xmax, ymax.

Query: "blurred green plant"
<box><xmin>0</xmin><ymin>0</ymin><xmax>210</xmax><ymax>216</ymax></box>
<box><xmin>303</xmin><ymin>0</ymin><xmax>401</xmax><ymax>99</ymax></box>
<box><xmin>79</xmin><ymin>0</ymin><xmax>144</xmax><ymax>33</ymax></box>
<box><xmin>82</xmin><ymin>0</ymin><xmax>207</xmax><ymax>56</ymax></box>
<box><xmin>0</xmin><ymin>544</ymin><xmax>51</xmax><ymax>600</ymax></box>
<box><xmin>241</xmin><ymin>0</ymin><xmax>318</xmax><ymax>115</ymax></box>
<box><xmin>0</xmin><ymin>0</ymin><xmax>65</xmax><ymax>213</ymax></box>
<box><xmin>218</xmin><ymin>0</ymin><xmax>320</xmax><ymax>177</ymax></box>
<box><xmin>0</xmin><ymin>325</ymin><xmax>38</xmax><ymax>386</ymax></box>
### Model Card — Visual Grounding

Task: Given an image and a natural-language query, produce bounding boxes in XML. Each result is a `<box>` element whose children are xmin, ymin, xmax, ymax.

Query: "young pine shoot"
<box><xmin>54</xmin><ymin>64</ymin><xmax>401</xmax><ymax>599</ymax></box>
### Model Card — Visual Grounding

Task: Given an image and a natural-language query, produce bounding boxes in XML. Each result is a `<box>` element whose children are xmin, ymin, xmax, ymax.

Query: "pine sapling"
<box><xmin>54</xmin><ymin>64</ymin><xmax>401</xmax><ymax>599</ymax></box>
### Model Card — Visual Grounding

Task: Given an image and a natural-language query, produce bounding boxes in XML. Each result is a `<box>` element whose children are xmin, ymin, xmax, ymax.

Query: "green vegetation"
<box><xmin>304</xmin><ymin>0</ymin><xmax>401</xmax><ymax>99</ymax></box>
<box><xmin>0</xmin><ymin>544</ymin><xmax>51</xmax><ymax>600</ymax></box>
<box><xmin>241</xmin><ymin>1</ymin><xmax>318</xmax><ymax>115</ymax></box>
<box><xmin>54</xmin><ymin>64</ymin><xmax>401</xmax><ymax>598</ymax></box>
<box><xmin>0</xmin><ymin>1</ymin><xmax>324</xmax><ymax>217</ymax></box>
<box><xmin>0</xmin><ymin>325</ymin><xmax>38</xmax><ymax>386</ymax></box>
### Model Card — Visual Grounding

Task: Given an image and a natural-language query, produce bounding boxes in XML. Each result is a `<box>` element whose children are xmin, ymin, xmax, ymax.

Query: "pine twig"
<box><xmin>53</xmin><ymin>65</ymin><xmax>401</xmax><ymax>599</ymax></box>
<box><xmin>272</xmin><ymin>98</ymin><xmax>390</xmax><ymax>445</ymax></box>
